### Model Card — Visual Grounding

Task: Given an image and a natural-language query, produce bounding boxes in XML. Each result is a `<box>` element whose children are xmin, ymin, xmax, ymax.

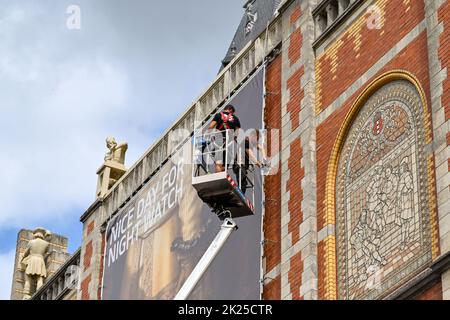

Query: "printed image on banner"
<box><xmin>102</xmin><ymin>69</ymin><xmax>264</xmax><ymax>299</ymax></box>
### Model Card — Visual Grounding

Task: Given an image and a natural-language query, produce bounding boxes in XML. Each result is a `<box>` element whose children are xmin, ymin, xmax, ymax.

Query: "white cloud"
<box><xmin>0</xmin><ymin>0</ymin><xmax>243</xmax><ymax>236</ymax></box>
<box><xmin>0</xmin><ymin>59</ymin><xmax>131</xmax><ymax>226</ymax></box>
<box><xmin>0</xmin><ymin>2</ymin><xmax>143</xmax><ymax>228</ymax></box>
<box><xmin>0</xmin><ymin>249</ymin><xmax>15</xmax><ymax>300</ymax></box>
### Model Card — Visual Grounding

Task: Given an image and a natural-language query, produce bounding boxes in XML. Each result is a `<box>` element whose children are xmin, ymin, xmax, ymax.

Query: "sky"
<box><xmin>0</xmin><ymin>0</ymin><xmax>244</xmax><ymax>299</ymax></box>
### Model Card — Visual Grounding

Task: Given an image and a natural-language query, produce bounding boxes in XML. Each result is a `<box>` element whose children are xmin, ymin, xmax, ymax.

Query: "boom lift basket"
<box><xmin>192</xmin><ymin>129</ymin><xmax>255</xmax><ymax>219</ymax></box>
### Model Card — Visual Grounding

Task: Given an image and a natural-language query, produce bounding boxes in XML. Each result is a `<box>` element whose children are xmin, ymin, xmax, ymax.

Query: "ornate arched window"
<box><xmin>336</xmin><ymin>77</ymin><xmax>433</xmax><ymax>299</ymax></box>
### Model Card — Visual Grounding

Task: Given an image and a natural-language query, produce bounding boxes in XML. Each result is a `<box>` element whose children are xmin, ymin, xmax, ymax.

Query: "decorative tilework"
<box><xmin>336</xmin><ymin>80</ymin><xmax>432</xmax><ymax>299</ymax></box>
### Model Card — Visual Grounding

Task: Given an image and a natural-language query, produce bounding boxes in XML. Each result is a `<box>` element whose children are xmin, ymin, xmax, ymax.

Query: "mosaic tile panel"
<box><xmin>336</xmin><ymin>80</ymin><xmax>432</xmax><ymax>300</ymax></box>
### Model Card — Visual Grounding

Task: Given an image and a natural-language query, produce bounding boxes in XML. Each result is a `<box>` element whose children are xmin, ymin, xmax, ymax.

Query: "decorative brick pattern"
<box><xmin>262</xmin><ymin>276</ymin><xmax>281</xmax><ymax>300</ymax></box>
<box><xmin>287</xmin><ymin>138</ymin><xmax>303</xmax><ymax>244</ymax></box>
<box><xmin>428</xmin><ymin>0</ymin><xmax>449</xmax><ymax>299</ymax></box>
<box><xmin>83</xmin><ymin>240</ymin><xmax>93</xmax><ymax>272</ymax></box>
<box><xmin>316</xmin><ymin>31</ymin><xmax>434</xmax><ymax>230</ymax></box>
<box><xmin>279</xmin><ymin>0</ymin><xmax>318</xmax><ymax>300</ymax></box>
<box><xmin>280</xmin><ymin>1</ymin><xmax>305</xmax><ymax>300</ymax></box>
<box><xmin>80</xmin><ymin>274</ymin><xmax>91</xmax><ymax>300</ymax></box>
<box><xmin>288</xmin><ymin>28</ymin><xmax>302</xmax><ymax>66</ymax></box>
<box><xmin>289</xmin><ymin>5</ymin><xmax>301</xmax><ymax>25</ymax></box>
<box><xmin>79</xmin><ymin>213</ymin><xmax>103</xmax><ymax>300</ymax></box>
<box><xmin>286</xmin><ymin>68</ymin><xmax>305</xmax><ymax>130</ymax></box>
<box><xmin>316</xmin><ymin>0</ymin><xmax>425</xmax><ymax>115</ymax></box>
<box><xmin>262</xmin><ymin>53</ymin><xmax>282</xmax><ymax>299</ymax></box>
<box><xmin>98</xmin><ymin>233</ymin><xmax>106</xmax><ymax>300</ymax></box>
<box><xmin>86</xmin><ymin>220</ymin><xmax>95</xmax><ymax>237</ymax></box>
<box><xmin>288</xmin><ymin>252</ymin><xmax>303</xmax><ymax>300</ymax></box>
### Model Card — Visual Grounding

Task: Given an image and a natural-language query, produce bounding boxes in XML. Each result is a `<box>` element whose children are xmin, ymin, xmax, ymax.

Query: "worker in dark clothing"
<box><xmin>236</xmin><ymin>130</ymin><xmax>267</xmax><ymax>194</ymax></box>
<box><xmin>209</xmin><ymin>105</ymin><xmax>241</xmax><ymax>131</ymax></box>
<box><xmin>208</xmin><ymin>105</ymin><xmax>241</xmax><ymax>172</ymax></box>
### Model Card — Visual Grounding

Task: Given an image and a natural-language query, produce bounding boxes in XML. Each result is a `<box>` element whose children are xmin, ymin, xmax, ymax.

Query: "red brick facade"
<box><xmin>288</xmin><ymin>251</ymin><xmax>303</xmax><ymax>300</ymax></box>
<box><xmin>415</xmin><ymin>281</ymin><xmax>443</xmax><ymax>300</ymax></box>
<box><xmin>438</xmin><ymin>1</ymin><xmax>450</xmax><ymax>182</ymax></box>
<box><xmin>261</xmin><ymin>0</ymin><xmax>444</xmax><ymax>300</ymax></box>
<box><xmin>80</xmin><ymin>274</ymin><xmax>91</xmax><ymax>300</ymax></box>
<box><xmin>83</xmin><ymin>240</ymin><xmax>93</xmax><ymax>271</ymax></box>
<box><xmin>86</xmin><ymin>220</ymin><xmax>95</xmax><ymax>236</ymax></box>
<box><xmin>287</xmin><ymin>138</ymin><xmax>304</xmax><ymax>245</ymax></box>
<box><xmin>262</xmin><ymin>53</ymin><xmax>282</xmax><ymax>299</ymax></box>
<box><xmin>262</xmin><ymin>276</ymin><xmax>281</xmax><ymax>300</ymax></box>
<box><xmin>77</xmin><ymin>0</ymin><xmax>448</xmax><ymax>300</ymax></box>
<box><xmin>439</xmin><ymin>2</ymin><xmax>449</xmax><ymax>120</ymax></box>
<box><xmin>288</xmin><ymin>28</ymin><xmax>302</xmax><ymax>66</ymax></box>
<box><xmin>315</xmin><ymin>0</ymin><xmax>427</xmax><ymax>113</ymax></box>
<box><xmin>317</xmin><ymin>31</ymin><xmax>433</xmax><ymax>228</ymax></box>
<box><xmin>314</xmin><ymin>0</ymin><xmax>441</xmax><ymax>299</ymax></box>
<box><xmin>97</xmin><ymin>232</ymin><xmax>106</xmax><ymax>300</ymax></box>
<box><xmin>286</xmin><ymin>68</ymin><xmax>305</xmax><ymax>130</ymax></box>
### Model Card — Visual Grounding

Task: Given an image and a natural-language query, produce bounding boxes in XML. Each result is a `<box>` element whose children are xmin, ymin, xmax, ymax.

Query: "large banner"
<box><xmin>102</xmin><ymin>69</ymin><xmax>264</xmax><ymax>299</ymax></box>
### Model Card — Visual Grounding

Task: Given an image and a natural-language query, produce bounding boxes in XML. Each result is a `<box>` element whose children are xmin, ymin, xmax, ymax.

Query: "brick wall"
<box><xmin>278</xmin><ymin>0</ymin><xmax>318</xmax><ymax>300</ymax></box>
<box><xmin>314</xmin><ymin>0</ymin><xmax>442</xmax><ymax>299</ymax></box>
<box><xmin>98</xmin><ymin>232</ymin><xmax>106</xmax><ymax>300</ymax></box>
<box><xmin>317</xmin><ymin>31</ymin><xmax>432</xmax><ymax>300</ymax></box>
<box><xmin>432</xmin><ymin>0</ymin><xmax>450</xmax><ymax>298</ymax></box>
<box><xmin>262</xmin><ymin>53</ymin><xmax>282</xmax><ymax>300</ymax></box>
<box><xmin>438</xmin><ymin>1</ymin><xmax>449</xmax><ymax>125</ymax></box>
<box><xmin>315</xmin><ymin>0</ymin><xmax>426</xmax><ymax>114</ymax></box>
<box><xmin>80</xmin><ymin>274</ymin><xmax>91</xmax><ymax>300</ymax></box>
<box><xmin>83</xmin><ymin>240</ymin><xmax>93</xmax><ymax>271</ymax></box>
<box><xmin>262</xmin><ymin>276</ymin><xmax>281</xmax><ymax>300</ymax></box>
<box><xmin>415</xmin><ymin>281</ymin><xmax>443</xmax><ymax>300</ymax></box>
<box><xmin>79</xmin><ymin>209</ymin><xmax>103</xmax><ymax>300</ymax></box>
<box><xmin>317</xmin><ymin>31</ymin><xmax>433</xmax><ymax>231</ymax></box>
<box><xmin>72</xmin><ymin>0</ymin><xmax>447</xmax><ymax>301</ymax></box>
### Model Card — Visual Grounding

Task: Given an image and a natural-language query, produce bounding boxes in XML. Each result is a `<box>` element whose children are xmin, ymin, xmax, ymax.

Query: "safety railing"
<box><xmin>193</xmin><ymin>129</ymin><xmax>262</xmax><ymax>198</ymax></box>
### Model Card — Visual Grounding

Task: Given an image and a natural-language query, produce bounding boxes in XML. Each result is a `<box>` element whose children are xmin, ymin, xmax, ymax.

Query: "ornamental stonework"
<box><xmin>336</xmin><ymin>80</ymin><xmax>432</xmax><ymax>300</ymax></box>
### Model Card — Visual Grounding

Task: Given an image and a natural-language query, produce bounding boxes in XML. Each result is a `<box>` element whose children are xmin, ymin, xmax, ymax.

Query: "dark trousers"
<box><xmin>233</xmin><ymin>164</ymin><xmax>249</xmax><ymax>194</ymax></box>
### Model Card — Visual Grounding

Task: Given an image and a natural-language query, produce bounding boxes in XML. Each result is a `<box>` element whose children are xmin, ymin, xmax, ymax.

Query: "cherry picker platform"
<box><xmin>192</xmin><ymin>129</ymin><xmax>256</xmax><ymax>219</ymax></box>
<box><xmin>174</xmin><ymin>129</ymin><xmax>258</xmax><ymax>300</ymax></box>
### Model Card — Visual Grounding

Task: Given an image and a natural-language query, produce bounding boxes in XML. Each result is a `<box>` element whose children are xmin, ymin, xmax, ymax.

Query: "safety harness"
<box><xmin>217</xmin><ymin>112</ymin><xmax>234</xmax><ymax>130</ymax></box>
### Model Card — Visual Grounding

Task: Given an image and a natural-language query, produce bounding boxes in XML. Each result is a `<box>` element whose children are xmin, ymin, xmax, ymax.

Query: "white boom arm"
<box><xmin>174</xmin><ymin>218</ymin><xmax>238</xmax><ymax>300</ymax></box>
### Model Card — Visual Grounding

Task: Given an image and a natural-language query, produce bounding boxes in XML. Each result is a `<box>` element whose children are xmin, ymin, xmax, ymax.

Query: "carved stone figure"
<box><xmin>104</xmin><ymin>136</ymin><xmax>128</xmax><ymax>164</ymax></box>
<box><xmin>96</xmin><ymin>137</ymin><xmax>128</xmax><ymax>197</ymax></box>
<box><xmin>21</xmin><ymin>227</ymin><xmax>51</xmax><ymax>299</ymax></box>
